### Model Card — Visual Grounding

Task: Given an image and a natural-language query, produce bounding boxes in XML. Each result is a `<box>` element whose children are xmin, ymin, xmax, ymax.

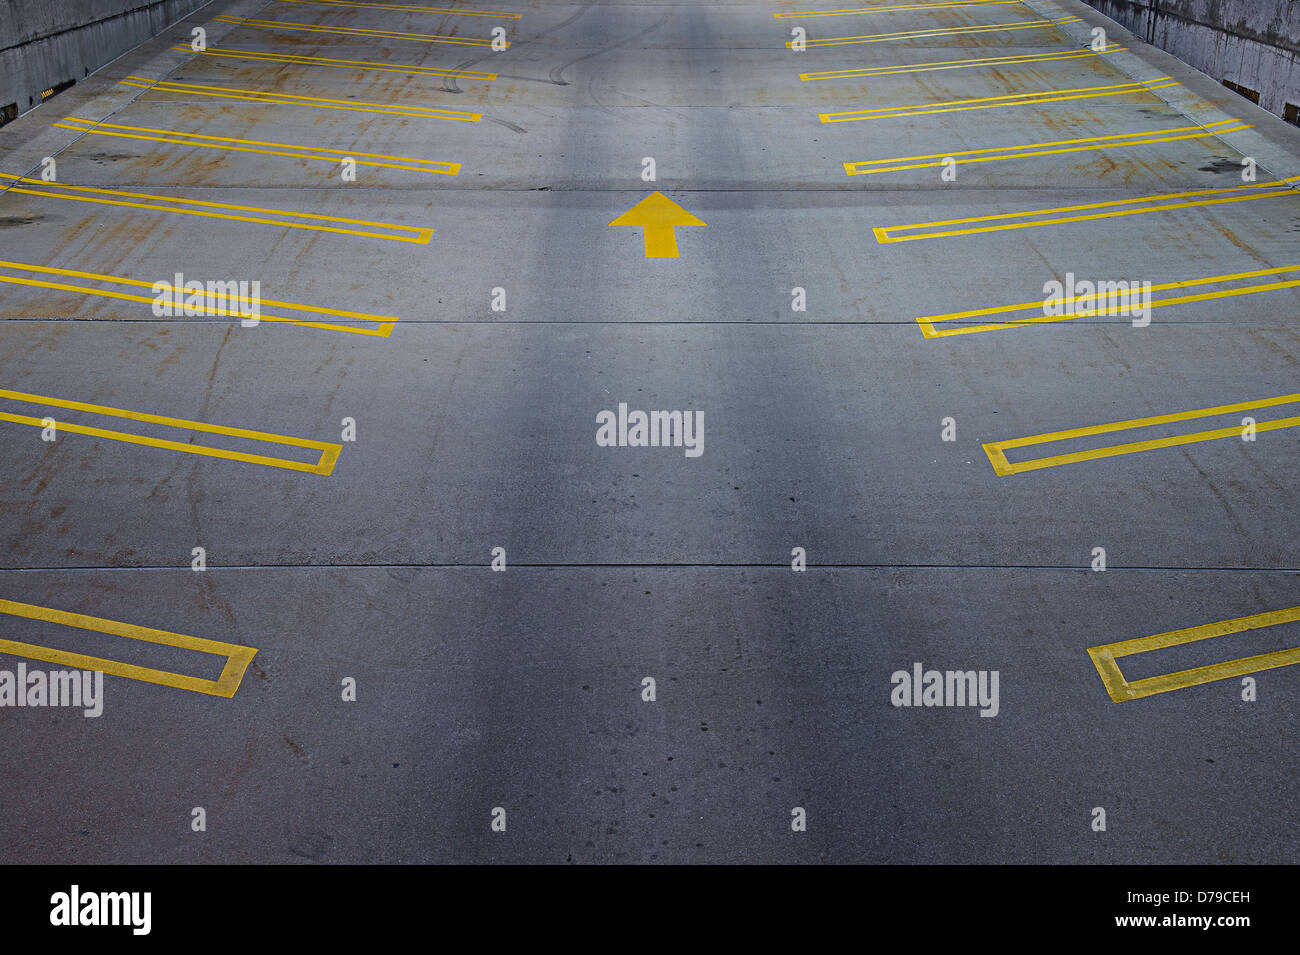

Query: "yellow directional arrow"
<box><xmin>608</xmin><ymin>191</ymin><xmax>706</xmax><ymax>258</ymax></box>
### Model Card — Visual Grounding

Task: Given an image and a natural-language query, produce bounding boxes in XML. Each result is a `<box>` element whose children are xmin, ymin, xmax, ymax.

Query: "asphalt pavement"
<box><xmin>0</xmin><ymin>0</ymin><xmax>1296</xmax><ymax>863</ymax></box>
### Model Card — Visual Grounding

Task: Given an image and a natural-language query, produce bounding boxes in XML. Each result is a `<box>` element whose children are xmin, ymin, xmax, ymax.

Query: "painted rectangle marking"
<box><xmin>982</xmin><ymin>393</ymin><xmax>1300</xmax><ymax>476</ymax></box>
<box><xmin>0</xmin><ymin>598</ymin><xmax>258</xmax><ymax>698</ymax></box>
<box><xmin>0</xmin><ymin>388</ymin><xmax>343</xmax><ymax>475</ymax></box>
<box><xmin>1088</xmin><ymin>606</ymin><xmax>1300</xmax><ymax>701</ymax></box>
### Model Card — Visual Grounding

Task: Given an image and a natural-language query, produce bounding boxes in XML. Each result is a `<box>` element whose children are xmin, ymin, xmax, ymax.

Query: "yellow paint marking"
<box><xmin>215</xmin><ymin>14</ymin><xmax>502</xmax><ymax>47</ymax></box>
<box><xmin>0</xmin><ymin>259</ymin><xmax>398</xmax><ymax>337</ymax></box>
<box><xmin>0</xmin><ymin>172</ymin><xmax>434</xmax><ymax>244</ymax></box>
<box><xmin>0</xmin><ymin>598</ymin><xmax>258</xmax><ymax>698</ymax></box>
<box><xmin>876</xmin><ymin>178</ymin><xmax>1300</xmax><ymax>243</ymax></box>
<box><xmin>608</xmin><ymin>192</ymin><xmax>706</xmax><ymax>259</ymax></box>
<box><xmin>1088</xmin><ymin>606</ymin><xmax>1300</xmax><ymax>702</ymax></box>
<box><xmin>278</xmin><ymin>0</ymin><xmax>521</xmax><ymax>15</ymax></box>
<box><xmin>801</xmin><ymin>47</ymin><xmax>1123</xmax><ymax>80</ymax></box>
<box><xmin>784</xmin><ymin>16</ymin><xmax>1079</xmax><ymax>46</ymax></box>
<box><xmin>0</xmin><ymin>388</ymin><xmax>343</xmax><ymax>475</ymax></box>
<box><xmin>917</xmin><ymin>264</ymin><xmax>1300</xmax><ymax>338</ymax></box>
<box><xmin>821</xmin><ymin>78</ymin><xmax>1177</xmax><ymax>122</ymax></box>
<box><xmin>176</xmin><ymin>46</ymin><xmax>497</xmax><ymax>80</ymax></box>
<box><xmin>776</xmin><ymin>0</ymin><xmax>1019</xmax><ymax>16</ymax></box>
<box><xmin>844</xmin><ymin>121</ymin><xmax>1251</xmax><ymax>175</ymax></box>
<box><xmin>120</xmin><ymin>76</ymin><xmax>481</xmax><ymax>122</ymax></box>
<box><xmin>982</xmin><ymin>393</ymin><xmax>1300</xmax><ymax>476</ymax></box>
<box><xmin>55</xmin><ymin>117</ymin><xmax>459</xmax><ymax>176</ymax></box>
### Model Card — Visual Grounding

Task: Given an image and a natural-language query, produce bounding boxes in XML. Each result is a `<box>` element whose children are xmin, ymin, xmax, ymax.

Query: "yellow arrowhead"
<box><xmin>608</xmin><ymin>191</ymin><xmax>706</xmax><ymax>258</ymax></box>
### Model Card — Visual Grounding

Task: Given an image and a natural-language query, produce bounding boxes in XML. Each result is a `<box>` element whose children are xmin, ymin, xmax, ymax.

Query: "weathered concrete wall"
<box><xmin>0</xmin><ymin>0</ymin><xmax>213</xmax><ymax>123</ymax></box>
<box><xmin>1080</xmin><ymin>0</ymin><xmax>1299</xmax><ymax>121</ymax></box>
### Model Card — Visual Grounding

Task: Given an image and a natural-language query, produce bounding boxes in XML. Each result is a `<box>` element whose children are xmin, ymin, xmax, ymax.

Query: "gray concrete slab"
<box><xmin>0</xmin><ymin>0</ymin><xmax>1295</xmax><ymax>864</ymax></box>
<box><xmin>0</xmin><ymin>566</ymin><xmax>1295</xmax><ymax>863</ymax></box>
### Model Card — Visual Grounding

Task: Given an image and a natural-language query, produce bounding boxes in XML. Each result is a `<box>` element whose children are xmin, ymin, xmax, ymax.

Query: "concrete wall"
<box><xmin>0</xmin><ymin>0</ymin><xmax>213</xmax><ymax>124</ymax></box>
<box><xmin>1080</xmin><ymin>0</ymin><xmax>1299</xmax><ymax>121</ymax></box>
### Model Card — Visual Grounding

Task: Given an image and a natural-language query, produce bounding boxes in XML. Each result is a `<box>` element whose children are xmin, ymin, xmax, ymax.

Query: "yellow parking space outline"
<box><xmin>215</xmin><ymin>14</ymin><xmax>503</xmax><ymax>47</ymax></box>
<box><xmin>120</xmin><ymin>76</ymin><xmax>481</xmax><ymax>122</ymax></box>
<box><xmin>0</xmin><ymin>597</ymin><xmax>258</xmax><ymax>699</ymax></box>
<box><xmin>177</xmin><ymin>46</ymin><xmax>497</xmax><ymax>81</ymax></box>
<box><xmin>801</xmin><ymin>46</ymin><xmax>1123</xmax><ymax>80</ymax></box>
<box><xmin>785</xmin><ymin>14</ymin><xmax>1071</xmax><ymax>45</ymax></box>
<box><xmin>876</xmin><ymin>177</ymin><xmax>1300</xmax><ymax>243</ymax></box>
<box><xmin>0</xmin><ymin>259</ymin><xmax>398</xmax><ymax>337</ymax></box>
<box><xmin>55</xmin><ymin>117</ymin><xmax>460</xmax><ymax>176</ymax></box>
<box><xmin>0</xmin><ymin>172</ymin><xmax>434</xmax><ymax>244</ymax></box>
<box><xmin>916</xmin><ymin>264</ymin><xmax>1300</xmax><ymax>338</ymax></box>
<box><xmin>844</xmin><ymin>120</ymin><xmax>1251</xmax><ymax>175</ymax></box>
<box><xmin>278</xmin><ymin>0</ymin><xmax>522</xmax><ymax>15</ymax></box>
<box><xmin>0</xmin><ymin>388</ymin><xmax>343</xmax><ymax>475</ymax></box>
<box><xmin>982</xmin><ymin>393</ymin><xmax>1300</xmax><ymax>477</ymax></box>
<box><xmin>776</xmin><ymin>0</ymin><xmax>1019</xmax><ymax>16</ymax></box>
<box><xmin>784</xmin><ymin>15</ymin><xmax>1080</xmax><ymax>47</ymax></box>
<box><xmin>821</xmin><ymin>77</ymin><xmax>1177</xmax><ymax>123</ymax></box>
<box><xmin>1088</xmin><ymin>606</ymin><xmax>1300</xmax><ymax>702</ymax></box>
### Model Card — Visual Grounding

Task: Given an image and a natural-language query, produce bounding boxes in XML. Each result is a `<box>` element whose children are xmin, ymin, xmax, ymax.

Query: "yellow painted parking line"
<box><xmin>278</xmin><ymin>0</ymin><xmax>522</xmax><ymax>16</ymax></box>
<box><xmin>801</xmin><ymin>47</ymin><xmax>1123</xmax><ymax>80</ymax></box>
<box><xmin>120</xmin><ymin>76</ymin><xmax>481</xmax><ymax>122</ymax></box>
<box><xmin>776</xmin><ymin>0</ymin><xmax>1019</xmax><ymax>17</ymax></box>
<box><xmin>0</xmin><ymin>259</ymin><xmax>398</xmax><ymax>337</ymax></box>
<box><xmin>982</xmin><ymin>393</ymin><xmax>1300</xmax><ymax>477</ymax></box>
<box><xmin>876</xmin><ymin>178</ymin><xmax>1300</xmax><ymax>243</ymax></box>
<box><xmin>0</xmin><ymin>171</ymin><xmax>434</xmax><ymax>244</ymax></box>
<box><xmin>215</xmin><ymin>14</ymin><xmax>503</xmax><ymax>47</ymax></box>
<box><xmin>1088</xmin><ymin>606</ymin><xmax>1300</xmax><ymax>702</ymax></box>
<box><xmin>785</xmin><ymin>15</ymin><xmax>1080</xmax><ymax>46</ymax></box>
<box><xmin>916</xmin><ymin>264</ymin><xmax>1300</xmax><ymax>338</ymax></box>
<box><xmin>844</xmin><ymin>121</ymin><xmax>1251</xmax><ymax>175</ymax></box>
<box><xmin>821</xmin><ymin>77</ymin><xmax>1177</xmax><ymax>123</ymax></box>
<box><xmin>0</xmin><ymin>598</ymin><xmax>258</xmax><ymax>698</ymax></box>
<box><xmin>0</xmin><ymin>388</ymin><xmax>344</xmax><ymax>475</ymax></box>
<box><xmin>176</xmin><ymin>46</ymin><xmax>497</xmax><ymax>81</ymax></box>
<box><xmin>55</xmin><ymin>117</ymin><xmax>460</xmax><ymax>176</ymax></box>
